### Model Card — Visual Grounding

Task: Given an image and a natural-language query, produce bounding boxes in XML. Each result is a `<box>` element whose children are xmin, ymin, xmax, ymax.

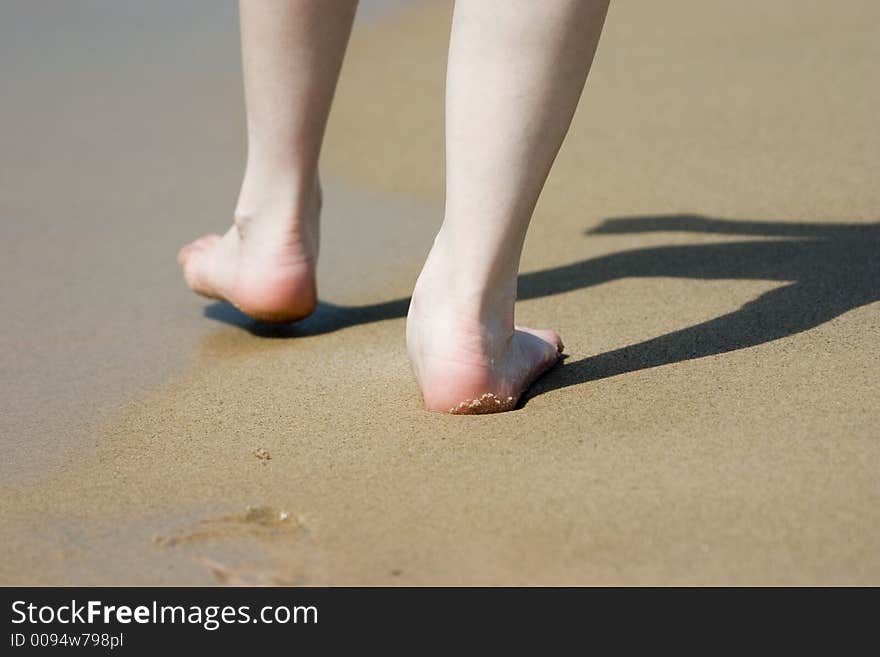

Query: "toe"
<box><xmin>517</xmin><ymin>326</ymin><xmax>564</xmax><ymax>354</ymax></box>
<box><xmin>177</xmin><ymin>243</ymin><xmax>195</xmax><ymax>265</ymax></box>
<box><xmin>177</xmin><ymin>234</ymin><xmax>220</xmax><ymax>265</ymax></box>
<box><xmin>180</xmin><ymin>247</ymin><xmax>205</xmax><ymax>289</ymax></box>
<box><xmin>180</xmin><ymin>246</ymin><xmax>221</xmax><ymax>299</ymax></box>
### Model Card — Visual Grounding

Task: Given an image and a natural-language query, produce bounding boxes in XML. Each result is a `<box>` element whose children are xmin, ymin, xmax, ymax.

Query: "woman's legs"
<box><xmin>407</xmin><ymin>0</ymin><xmax>609</xmax><ymax>413</ymax></box>
<box><xmin>178</xmin><ymin>0</ymin><xmax>608</xmax><ymax>413</ymax></box>
<box><xmin>178</xmin><ymin>0</ymin><xmax>357</xmax><ymax>321</ymax></box>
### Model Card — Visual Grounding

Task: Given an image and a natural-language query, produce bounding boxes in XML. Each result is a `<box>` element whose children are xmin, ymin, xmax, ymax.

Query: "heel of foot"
<box><xmin>234</xmin><ymin>304</ymin><xmax>316</xmax><ymax>323</ymax></box>
<box><xmin>231</xmin><ymin>264</ymin><xmax>318</xmax><ymax>323</ymax></box>
<box><xmin>233</xmin><ymin>289</ymin><xmax>317</xmax><ymax>323</ymax></box>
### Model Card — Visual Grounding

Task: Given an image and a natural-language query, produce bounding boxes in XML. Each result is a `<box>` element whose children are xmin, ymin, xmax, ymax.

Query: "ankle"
<box><xmin>414</xmin><ymin>227</ymin><xmax>518</xmax><ymax>321</ymax></box>
<box><xmin>233</xmin><ymin>172</ymin><xmax>322</xmax><ymax>257</ymax></box>
<box><xmin>234</xmin><ymin>166</ymin><xmax>321</xmax><ymax>229</ymax></box>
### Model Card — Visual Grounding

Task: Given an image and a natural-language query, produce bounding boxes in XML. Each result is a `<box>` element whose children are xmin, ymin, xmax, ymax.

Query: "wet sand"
<box><xmin>1</xmin><ymin>0</ymin><xmax>879</xmax><ymax>585</ymax></box>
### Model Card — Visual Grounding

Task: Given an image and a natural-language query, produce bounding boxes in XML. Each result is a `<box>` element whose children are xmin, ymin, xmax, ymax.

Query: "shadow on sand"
<box><xmin>205</xmin><ymin>215</ymin><xmax>879</xmax><ymax>405</ymax></box>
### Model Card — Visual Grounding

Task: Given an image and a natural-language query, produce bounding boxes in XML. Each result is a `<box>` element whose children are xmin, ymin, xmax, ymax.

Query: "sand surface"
<box><xmin>1</xmin><ymin>0</ymin><xmax>878</xmax><ymax>585</ymax></box>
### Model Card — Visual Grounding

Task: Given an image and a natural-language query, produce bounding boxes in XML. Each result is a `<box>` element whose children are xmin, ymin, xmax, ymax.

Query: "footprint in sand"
<box><xmin>152</xmin><ymin>505</ymin><xmax>306</xmax><ymax>548</ymax></box>
<box><xmin>152</xmin><ymin>506</ymin><xmax>315</xmax><ymax>584</ymax></box>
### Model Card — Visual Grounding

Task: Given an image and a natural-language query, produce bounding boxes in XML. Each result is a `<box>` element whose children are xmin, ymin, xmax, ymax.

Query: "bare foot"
<box><xmin>177</xmin><ymin>184</ymin><xmax>321</xmax><ymax>322</ymax></box>
<box><xmin>406</xmin><ymin>236</ymin><xmax>563</xmax><ymax>414</ymax></box>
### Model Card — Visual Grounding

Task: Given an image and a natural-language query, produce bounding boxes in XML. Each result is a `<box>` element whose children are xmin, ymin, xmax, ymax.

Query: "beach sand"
<box><xmin>1</xmin><ymin>0</ymin><xmax>878</xmax><ymax>585</ymax></box>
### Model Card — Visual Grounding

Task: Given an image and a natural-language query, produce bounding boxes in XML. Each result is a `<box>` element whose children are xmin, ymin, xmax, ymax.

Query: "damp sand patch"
<box><xmin>152</xmin><ymin>505</ymin><xmax>306</xmax><ymax>548</ymax></box>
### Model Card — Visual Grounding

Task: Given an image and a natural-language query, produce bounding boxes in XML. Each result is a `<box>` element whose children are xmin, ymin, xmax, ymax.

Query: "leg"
<box><xmin>178</xmin><ymin>0</ymin><xmax>358</xmax><ymax>321</ymax></box>
<box><xmin>407</xmin><ymin>0</ymin><xmax>609</xmax><ymax>413</ymax></box>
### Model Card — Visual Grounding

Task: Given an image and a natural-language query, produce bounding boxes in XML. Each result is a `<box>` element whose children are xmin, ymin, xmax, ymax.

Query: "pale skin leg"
<box><xmin>178</xmin><ymin>0</ymin><xmax>358</xmax><ymax>321</ymax></box>
<box><xmin>407</xmin><ymin>0</ymin><xmax>610</xmax><ymax>413</ymax></box>
<box><xmin>178</xmin><ymin>0</ymin><xmax>609</xmax><ymax>413</ymax></box>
